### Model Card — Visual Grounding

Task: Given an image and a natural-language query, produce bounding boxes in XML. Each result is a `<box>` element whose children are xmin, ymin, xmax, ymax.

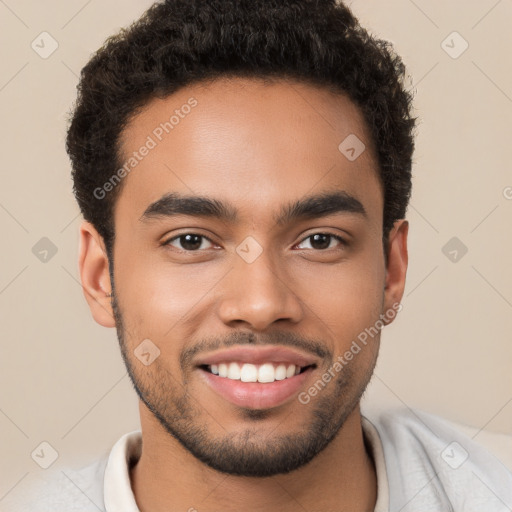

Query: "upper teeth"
<box><xmin>209</xmin><ymin>362</ymin><xmax>300</xmax><ymax>383</ymax></box>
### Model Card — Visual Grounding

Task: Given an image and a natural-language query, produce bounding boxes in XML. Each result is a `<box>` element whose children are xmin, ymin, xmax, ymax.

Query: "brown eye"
<box><xmin>296</xmin><ymin>233</ymin><xmax>346</xmax><ymax>250</ymax></box>
<box><xmin>164</xmin><ymin>233</ymin><xmax>214</xmax><ymax>251</ymax></box>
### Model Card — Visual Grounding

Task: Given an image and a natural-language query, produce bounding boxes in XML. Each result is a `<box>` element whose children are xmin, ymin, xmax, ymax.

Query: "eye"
<box><xmin>295</xmin><ymin>233</ymin><xmax>347</xmax><ymax>250</ymax></box>
<box><xmin>164</xmin><ymin>233</ymin><xmax>216</xmax><ymax>251</ymax></box>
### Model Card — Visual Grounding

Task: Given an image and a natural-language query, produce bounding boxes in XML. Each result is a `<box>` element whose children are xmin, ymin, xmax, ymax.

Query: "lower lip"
<box><xmin>199</xmin><ymin>367</ymin><xmax>314</xmax><ymax>410</ymax></box>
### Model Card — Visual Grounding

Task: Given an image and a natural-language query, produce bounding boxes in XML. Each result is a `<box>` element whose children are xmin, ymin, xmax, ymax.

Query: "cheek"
<box><xmin>114</xmin><ymin>248</ymin><xmax>226</xmax><ymax>337</ymax></box>
<box><xmin>286</xmin><ymin>252</ymin><xmax>386</xmax><ymax>355</ymax></box>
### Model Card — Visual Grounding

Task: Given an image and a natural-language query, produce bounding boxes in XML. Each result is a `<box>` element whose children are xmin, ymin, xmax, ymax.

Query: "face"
<box><xmin>81</xmin><ymin>77</ymin><xmax>408</xmax><ymax>477</ymax></box>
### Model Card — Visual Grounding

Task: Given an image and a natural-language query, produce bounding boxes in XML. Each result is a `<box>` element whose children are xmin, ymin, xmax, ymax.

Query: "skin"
<box><xmin>79</xmin><ymin>77</ymin><xmax>408</xmax><ymax>512</ymax></box>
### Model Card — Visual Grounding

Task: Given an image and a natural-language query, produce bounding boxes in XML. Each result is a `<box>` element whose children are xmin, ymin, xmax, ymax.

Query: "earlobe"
<box><xmin>78</xmin><ymin>221</ymin><xmax>116</xmax><ymax>328</ymax></box>
<box><xmin>382</xmin><ymin>219</ymin><xmax>409</xmax><ymax>325</ymax></box>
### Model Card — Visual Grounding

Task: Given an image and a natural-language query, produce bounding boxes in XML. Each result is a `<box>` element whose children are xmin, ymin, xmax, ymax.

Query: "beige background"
<box><xmin>1</xmin><ymin>0</ymin><xmax>511</xmax><ymax>502</ymax></box>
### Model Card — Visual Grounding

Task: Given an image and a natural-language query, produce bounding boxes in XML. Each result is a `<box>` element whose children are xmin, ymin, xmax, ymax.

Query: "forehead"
<box><xmin>115</xmin><ymin>77</ymin><xmax>382</xmax><ymax>226</ymax></box>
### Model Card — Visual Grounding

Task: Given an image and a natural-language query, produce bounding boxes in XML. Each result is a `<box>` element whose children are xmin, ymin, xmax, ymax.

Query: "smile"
<box><xmin>202</xmin><ymin>362</ymin><xmax>314</xmax><ymax>383</ymax></box>
<box><xmin>195</xmin><ymin>345</ymin><xmax>320</xmax><ymax>409</ymax></box>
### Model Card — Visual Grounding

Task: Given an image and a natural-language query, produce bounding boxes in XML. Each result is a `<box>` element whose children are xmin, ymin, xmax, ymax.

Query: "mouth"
<box><xmin>194</xmin><ymin>346</ymin><xmax>319</xmax><ymax>410</ymax></box>
<box><xmin>200</xmin><ymin>361</ymin><xmax>316</xmax><ymax>383</ymax></box>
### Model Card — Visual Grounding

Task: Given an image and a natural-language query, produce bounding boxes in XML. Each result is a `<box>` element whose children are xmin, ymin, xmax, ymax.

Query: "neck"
<box><xmin>130</xmin><ymin>402</ymin><xmax>377</xmax><ymax>512</ymax></box>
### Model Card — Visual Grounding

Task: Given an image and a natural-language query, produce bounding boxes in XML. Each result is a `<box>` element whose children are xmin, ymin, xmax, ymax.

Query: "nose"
<box><xmin>216</xmin><ymin>248</ymin><xmax>304</xmax><ymax>331</ymax></box>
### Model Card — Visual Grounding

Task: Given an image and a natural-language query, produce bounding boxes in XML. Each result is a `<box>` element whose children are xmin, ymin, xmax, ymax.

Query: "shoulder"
<box><xmin>2</xmin><ymin>455</ymin><xmax>108</xmax><ymax>512</ymax></box>
<box><xmin>361</xmin><ymin>406</ymin><xmax>512</xmax><ymax>512</ymax></box>
<box><xmin>2</xmin><ymin>430</ymin><xmax>142</xmax><ymax>512</ymax></box>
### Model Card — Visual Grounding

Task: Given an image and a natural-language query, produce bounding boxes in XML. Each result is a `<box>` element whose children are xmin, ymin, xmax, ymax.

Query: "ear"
<box><xmin>382</xmin><ymin>219</ymin><xmax>408</xmax><ymax>325</ymax></box>
<box><xmin>78</xmin><ymin>221</ymin><xmax>116</xmax><ymax>328</ymax></box>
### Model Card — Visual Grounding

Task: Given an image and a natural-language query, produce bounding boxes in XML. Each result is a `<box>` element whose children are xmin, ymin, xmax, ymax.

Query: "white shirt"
<box><xmin>4</xmin><ymin>406</ymin><xmax>512</xmax><ymax>511</ymax></box>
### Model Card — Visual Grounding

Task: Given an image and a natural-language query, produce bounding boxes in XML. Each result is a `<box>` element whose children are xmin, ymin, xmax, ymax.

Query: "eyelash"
<box><xmin>162</xmin><ymin>232</ymin><xmax>348</xmax><ymax>252</ymax></box>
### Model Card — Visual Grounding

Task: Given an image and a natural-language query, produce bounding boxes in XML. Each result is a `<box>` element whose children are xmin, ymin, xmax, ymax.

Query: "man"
<box><xmin>7</xmin><ymin>0</ymin><xmax>512</xmax><ymax>511</ymax></box>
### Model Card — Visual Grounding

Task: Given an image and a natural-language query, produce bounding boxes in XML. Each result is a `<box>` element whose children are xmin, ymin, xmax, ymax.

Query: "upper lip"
<box><xmin>194</xmin><ymin>346</ymin><xmax>319</xmax><ymax>368</ymax></box>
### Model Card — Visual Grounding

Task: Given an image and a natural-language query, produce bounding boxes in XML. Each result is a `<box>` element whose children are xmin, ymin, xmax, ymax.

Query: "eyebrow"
<box><xmin>139</xmin><ymin>191</ymin><xmax>366</xmax><ymax>225</ymax></box>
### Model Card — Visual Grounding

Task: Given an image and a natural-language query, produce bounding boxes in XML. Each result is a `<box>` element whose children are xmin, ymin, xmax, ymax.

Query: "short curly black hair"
<box><xmin>66</xmin><ymin>0</ymin><xmax>416</xmax><ymax>259</ymax></box>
